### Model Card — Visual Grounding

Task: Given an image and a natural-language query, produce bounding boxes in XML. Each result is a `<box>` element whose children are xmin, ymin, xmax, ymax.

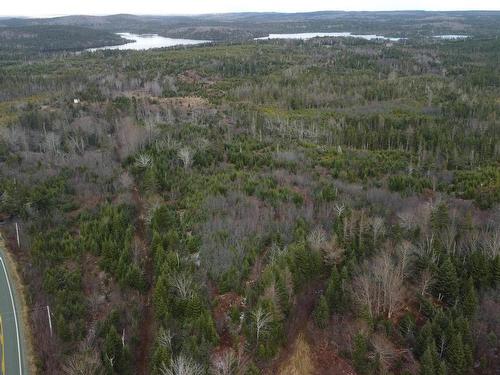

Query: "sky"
<box><xmin>1</xmin><ymin>0</ymin><xmax>499</xmax><ymax>17</ymax></box>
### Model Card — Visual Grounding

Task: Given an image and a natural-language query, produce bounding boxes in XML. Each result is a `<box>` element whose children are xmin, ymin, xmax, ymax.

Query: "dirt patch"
<box><xmin>313</xmin><ymin>344</ymin><xmax>357</xmax><ymax>375</ymax></box>
<box><xmin>177</xmin><ymin>70</ymin><xmax>204</xmax><ymax>85</ymax></box>
<box><xmin>158</xmin><ymin>96</ymin><xmax>210</xmax><ymax>110</ymax></box>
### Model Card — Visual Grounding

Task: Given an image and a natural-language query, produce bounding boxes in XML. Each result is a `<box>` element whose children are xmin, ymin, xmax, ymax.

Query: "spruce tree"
<box><xmin>420</xmin><ymin>346</ymin><xmax>436</xmax><ymax>375</ymax></box>
<box><xmin>446</xmin><ymin>333</ymin><xmax>466</xmax><ymax>375</ymax></box>
<box><xmin>276</xmin><ymin>276</ymin><xmax>291</xmax><ymax>315</ymax></box>
<box><xmin>153</xmin><ymin>275</ymin><xmax>169</xmax><ymax>321</ymax></box>
<box><xmin>469</xmin><ymin>251</ymin><xmax>488</xmax><ymax>288</ymax></box>
<box><xmin>420</xmin><ymin>340</ymin><xmax>441</xmax><ymax>375</ymax></box>
<box><xmin>491</xmin><ymin>255</ymin><xmax>500</xmax><ymax>287</ymax></box>
<box><xmin>435</xmin><ymin>256</ymin><xmax>459</xmax><ymax>305</ymax></box>
<box><xmin>437</xmin><ymin>361</ymin><xmax>447</xmax><ymax>375</ymax></box>
<box><xmin>352</xmin><ymin>332</ymin><xmax>369</xmax><ymax>374</ymax></box>
<box><xmin>462</xmin><ymin>277</ymin><xmax>477</xmax><ymax>319</ymax></box>
<box><xmin>104</xmin><ymin>325</ymin><xmax>126</xmax><ymax>373</ymax></box>
<box><xmin>313</xmin><ymin>295</ymin><xmax>329</xmax><ymax>328</ymax></box>
<box><xmin>417</xmin><ymin>321</ymin><xmax>434</xmax><ymax>356</ymax></box>
<box><xmin>325</xmin><ymin>267</ymin><xmax>343</xmax><ymax>311</ymax></box>
<box><xmin>431</xmin><ymin>203</ymin><xmax>449</xmax><ymax>233</ymax></box>
<box><xmin>455</xmin><ymin>316</ymin><xmax>473</xmax><ymax>352</ymax></box>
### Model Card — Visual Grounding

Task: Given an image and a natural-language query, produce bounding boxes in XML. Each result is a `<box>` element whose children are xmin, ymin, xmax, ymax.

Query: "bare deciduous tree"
<box><xmin>334</xmin><ymin>203</ymin><xmax>345</xmax><ymax>217</ymax></box>
<box><xmin>307</xmin><ymin>227</ymin><xmax>327</xmax><ymax>250</ymax></box>
<box><xmin>160</xmin><ymin>355</ymin><xmax>204</xmax><ymax>375</ymax></box>
<box><xmin>145</xmin><ymin>119</ymin><xmax>160</xmax><ymax>144</ymax></box>
<box><xmin>135</xmin><ymin>153</ymin><xmax>152</xmax><ymax>169</ymax></box>
<box><xmin>369</xmin><ymin>334</ymin><xmax>403</xmax><ymax>371</ymax></box>
<box><xmin>353</xmin><ymin>246</ymin><xmax>408</xmax><ymax>319</ymax></box>
<box><xmin>171</xmin><ymin>272</ymin><xmax>194</xmax><ymax>299</ymax></box>
<box><xmin>0</xmin><ymin>124</ymin><xmax>28</xmax><ymax>151</ymax></box>
<box><xmin>482</xmin><ymin>228</ymin><xmax>500</xmax><ymax>257</ymax></box>
<box><xmin>252</xmin><ymin>306</ymin><xmax>273</xmax><ymax>345</ymax></box>
<box><xmin>418</xmin><ymin>269</ymin><xmax>433</xmax><ymax>296</ymax></box>
<box><xmin>43</xmin><ymin>131</ymin><xmax>61</xmax><ymax>154</ymax></box>
<box><xmin>62</xmin><ymin>349</ymin><xmax>102</xmax><ymax>375</ymax></box>
<box><xmin>67</xmin><ymin>135</ymin><xmax>86</xmax><ymax>154</ymax></box>
<box><xmin>322</xmin><ymin>235</ymin><xmax>345</xmax><ymax>265</ymax></box>
<box><xmin>211</xmin><ymin>348</ymin><xmax>248</xmax><ymax>375</ymax></box>
<box><xmin>115</xmin><ymin>119</ymin><xmax>148</xmax><ymax>160</ymax></box>
<box><xmin>157</xmin><ymin>328</ymin><xmax>173</xmax><ymax>351</ymax></box>
<box><xmin>371</xmin><ymin>216</ymin><xmax>385</xmax><ymax>245</ymax></box>
<box><xmin>178</xmin><ymin>147</ymin><xmax>193</xmax><ymax>169</ymax></box>
<box><xmin>398</xmin><ymin>211</ymin><xmax>416</xmax><ymax>231</ymax></box>
<box><xmin>269</xmin><ymin>243</ymin><xmax>288</xmax><ymax>265</ymax></box>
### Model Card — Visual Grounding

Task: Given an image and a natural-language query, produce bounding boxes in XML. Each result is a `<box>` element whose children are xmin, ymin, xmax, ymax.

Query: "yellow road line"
<box><xmin>0</xmin><ymin>314</ymin><xmax>5</xmax><ymax>375</ymax></box>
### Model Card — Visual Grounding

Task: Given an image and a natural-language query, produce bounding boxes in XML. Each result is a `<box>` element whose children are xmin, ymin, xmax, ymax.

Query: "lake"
<box><xmin>254</xmin><ymin>32</ymin><xmax>403</xmax><ymax>41</ymax></box>
<box><xmin>433</xmin><ymin>35</ymin><xmax>469</xmax><ymax>40</ymax></box>
<box><xmin>87</xmin><ymin>32</ymin><xmax>211</xmax><ymax>51</ymax></box>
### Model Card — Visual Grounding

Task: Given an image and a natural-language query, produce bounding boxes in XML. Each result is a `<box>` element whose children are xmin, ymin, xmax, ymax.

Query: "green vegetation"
<box><xmin>0</xmin><ymin>11</ymin><xmax>499</xmax><ymax>375</ymax></box>
<box><xmin>0</xmin><ymin>25</ymin><xmax>126</xmax><ymax>58</ymax></box>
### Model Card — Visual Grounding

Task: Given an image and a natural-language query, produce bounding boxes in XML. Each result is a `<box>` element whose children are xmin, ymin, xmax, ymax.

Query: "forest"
<box><xmin>0</xmin><ymin>11</ymin><xmax>499</xmax><ymax>375</ymax></box>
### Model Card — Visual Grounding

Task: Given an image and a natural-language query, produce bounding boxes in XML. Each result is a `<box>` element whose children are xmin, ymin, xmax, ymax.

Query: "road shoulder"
<box><xmin>0</xmin><ymin>235</ymin><xmax>35</xmax><ymax>375</ymax></box>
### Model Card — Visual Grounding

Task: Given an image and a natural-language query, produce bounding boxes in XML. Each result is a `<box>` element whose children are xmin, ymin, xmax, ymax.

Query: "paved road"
<box><xmin>0</xmin><ymin>246</ymin><xmax>24</xmax><ymax>375</ymax></box>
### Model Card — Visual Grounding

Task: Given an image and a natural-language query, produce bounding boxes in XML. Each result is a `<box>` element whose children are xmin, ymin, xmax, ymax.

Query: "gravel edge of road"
<box><xmin>0</xmin><ymin>235</ymin><xmax>35</xmax><ymax>375</ymax></box>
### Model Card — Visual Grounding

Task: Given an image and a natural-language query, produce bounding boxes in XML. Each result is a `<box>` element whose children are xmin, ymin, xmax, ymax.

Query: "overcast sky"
<box><xmin>2</xmin><ymin>0</ymin><xmax>499</xmax><ymax>17</ymax></box>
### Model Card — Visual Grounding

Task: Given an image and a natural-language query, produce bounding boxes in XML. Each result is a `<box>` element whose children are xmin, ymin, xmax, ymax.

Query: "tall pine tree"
<box><xmin>435</xmin><ymin>255</ymin><xmax>459</xmax><ymax>305</ymax></box>
<box><xmin>462</xmin><ymin>277</ymin><xmax>477</xmax><ymax>319</ymax></box>
<box><xmin>446</xmin><ymin>333</ymin><xmax>466</xmax><ymax>375</ymax></box>
<box><xmin>352</xmin><ymin>332</ymin><xmax>370</xmax><ymax>374</ymax></box>
<box><xmin>313</xmin><ymin>295</ymin><xmax>329</xmax><ymax>328</ymax></box>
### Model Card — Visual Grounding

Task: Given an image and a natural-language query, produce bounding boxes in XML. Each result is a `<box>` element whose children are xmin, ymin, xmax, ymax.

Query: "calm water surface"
<box><xmin>88</xmin><ymin>32</ymin><xmax>211</xmax><ymax>51</ymax></box>
<box><xmin>433</xmin><ymin>35</ymin><xmax>469</xmax><ymax>40</ymax></box>
<box><xmin>254</xmin><ymin>32</ymin><xmax>403</xmax><ymax>41</ymax></box>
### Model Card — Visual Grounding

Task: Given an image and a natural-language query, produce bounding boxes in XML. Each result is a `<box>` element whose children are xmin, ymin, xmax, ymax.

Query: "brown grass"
<box><xmin>278</xmin><ymin>334</ymin><xmax>315</xmax><ymax>375</ymax></box>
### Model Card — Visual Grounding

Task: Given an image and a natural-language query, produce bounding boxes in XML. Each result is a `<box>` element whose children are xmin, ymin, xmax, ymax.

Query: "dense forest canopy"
<box><xmin>0</xmin><ymin>11</ymin><xmax>499</xmax><ymax>375</ymax></box>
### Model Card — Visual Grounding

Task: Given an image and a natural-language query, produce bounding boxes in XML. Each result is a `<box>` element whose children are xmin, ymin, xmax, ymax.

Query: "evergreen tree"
<box><xmin>399</xmin><ymin>313</ymin><xmax>416</xmax><ymax>340</ymax></box>
<box><xmin>462</xmin><ymin>277</ymin><xmax>477</xmax><ymax>319</ymax></box>
<box><xmin>187</xmin><ymin>295</ymin><xmax>203</xmax><ymax>318</ymax></box>
<box><xmin>446</xmin><ymin>333</ymin><xmax>466</xmax><ymax>375</ymax></box>
<box><xmin>431</xmin><ymin>203</ymin><xmax>449</xmax><ymax>233</ymax></box>
<box><xmin>352</xmin><ymin>332</ymin><xmax>370</xmax><ymax>374</ymax></box>
<box><xmin>276</xmin><ymin>275</ymin><xmax>291</xmax><ymax>315</ymax></box>
<box><xmin>420</xmin><ymin>343</ymin><xmax>442</xmax><ymax>375</ymax></box>
<box><xmin>103</xmin><ymin>325</ymin><xmax>130</xmax><ymax>374</ymax></box>
<box><xmin>153</xmin><ymin>275</ymin><xmax>169</xmax><ymax>322</ymax></box>
<box><xmin>469</xmin><ymin>251</ymin><xmax>489</xmax><ymax>288</ymax></box>
<box><xmin>417</xmin><ymin>321</ymin><xmax>434</xmax><ymax>356</ymax></box>
<box><xmin>437</xmin><ymin>361</ymin><xmax>447</xmax><ymax>375</ymax></box>
<box><xmin>420</xmin><ymin>347</ymin><xmax>435</xmax><ymax>375</ymax></box>
<box><xmin>313</xmin><ymin>295</ymin><xmax>329</xmax><ymax>328</ymax></box>
<box><xmin>491</xmin><ymin>255</ymin><xmax>500</xmax><ymax>287</ymax></box>
<box><xmin>143</xmin><ymin>167</ymin><xmax>158</xmax><ymax>193</ymax></box>
<box><xmin>325</xmin><ymin>267</ymin><xmax>344</xmax><ymax>311</ymax></box>
<box><xmin>435</xmin><ymin>256</ymin><xmax>459</xmax><ymax>305</ymax></box>
<box><xmin>454</xmin><ymin>316</ymin><xmax>473</xmax><ymax>352</ymax></box>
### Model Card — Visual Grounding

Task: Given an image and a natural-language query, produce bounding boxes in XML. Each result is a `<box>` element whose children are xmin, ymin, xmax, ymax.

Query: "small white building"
<box><xmin>73</xmin><ymin>98</ymin><xmax>80</xmax><ymax>104</ymax></box>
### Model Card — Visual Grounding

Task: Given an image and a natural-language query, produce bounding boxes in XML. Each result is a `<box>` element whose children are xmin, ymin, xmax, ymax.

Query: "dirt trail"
<box><xmin>264</xmin><ymin>280</ymin><xmax>322</xmax><ymax>374</ymax></box>
<box><xmin>132</xmin><ymin>187</ymin><xmax>154</xmax><ymax>375</ymax></box>
<box><xmin>265</xmin><ymin>278</ymin><xmax>357</xmax><ymax>375</ymax></box>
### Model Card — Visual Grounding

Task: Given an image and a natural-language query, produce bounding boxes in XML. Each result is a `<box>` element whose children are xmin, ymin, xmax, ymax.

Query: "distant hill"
<box><xmin>0</xmin><ymin>25</ymin><xmax>126</xmax><ymax>56</ymax></box>
<box><xmin>0</xmin><ymin>11</ymin><xmax>499</xmax><ymax>55</ymax></box>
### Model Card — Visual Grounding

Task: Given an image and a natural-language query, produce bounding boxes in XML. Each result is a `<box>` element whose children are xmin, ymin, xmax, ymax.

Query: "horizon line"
<box><xmin>2</xmin><ymin>9</ymin><xmax>500</xmax><ymax>19</ymax></box>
